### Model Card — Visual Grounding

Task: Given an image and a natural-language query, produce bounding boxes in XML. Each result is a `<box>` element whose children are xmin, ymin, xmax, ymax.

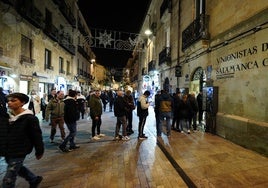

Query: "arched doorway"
<box><xmin>190</xmin><ymin>67</ymin><xmax>204</xmax><ymax>95</ymax></box>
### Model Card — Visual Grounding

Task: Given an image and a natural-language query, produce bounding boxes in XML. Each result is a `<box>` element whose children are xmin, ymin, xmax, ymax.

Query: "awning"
<box><xmin>0</xmin><ymin>61</ymin><xmax>12</xmax><ymax>70</ymax></box>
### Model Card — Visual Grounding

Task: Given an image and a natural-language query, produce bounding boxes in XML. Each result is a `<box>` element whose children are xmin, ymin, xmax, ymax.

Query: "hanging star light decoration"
<box><xmin>96</xmin><ymin>30</ymin><xmax>114</xmax><ymax>48</ymax></box>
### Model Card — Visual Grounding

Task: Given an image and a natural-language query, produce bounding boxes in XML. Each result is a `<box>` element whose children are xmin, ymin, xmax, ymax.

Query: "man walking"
<box><xmin>45</xmin><ymin>91</ymin><xmax>65</xmax><ymax>143</ymax></box>
<box><xmin>59</xmin><ymin>89</ymin><xmax>80</xmax><ymax>152</ymax></box>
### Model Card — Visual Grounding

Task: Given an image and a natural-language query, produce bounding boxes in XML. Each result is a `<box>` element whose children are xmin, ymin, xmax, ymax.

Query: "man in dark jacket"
<box><xmin>123</xmin><ymin>90</ymin><xmax>135</xmax><ymax>135</ymax></box>
<box><xmin>59</xmin><ymin>89</ymin><xmax>80</xmax><ymax>152</ymax></box>
<box><xmin>89</xmin><ymin>90</ymin><xmax>105</xmax><ymax>140</ymax></box>
<box><xmin>114</xmin><ymin>90</ymin><xmax>130</xmax><ymax>141</ymax></box>
<box><xmin>156</xmin><ymin>90</ymin><xmax>174</xmax><ymax>137</ymax></box>
<box><xmin>0</xmin><ymin>92</ymin><xmax>44</xmax><ymax>188</ymax></box>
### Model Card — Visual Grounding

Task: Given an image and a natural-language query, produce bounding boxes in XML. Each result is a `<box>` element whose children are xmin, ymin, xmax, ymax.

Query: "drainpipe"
<box><xmin>177</xmin><ymin>0</ymin><xmax>181</xmax><ymax>90</ymax></box>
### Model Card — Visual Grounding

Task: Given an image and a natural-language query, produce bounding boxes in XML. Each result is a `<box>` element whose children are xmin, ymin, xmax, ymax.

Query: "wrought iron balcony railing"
<box><xmin>148</xmin><ymin>60</ymin><xmax>156</xmax><ymax>72</ymax></box>
<box><xmin>159</xmin><ymin>47</ymin><xmax>171</xmax><ymax>66</ymax></box>
<box><xmin>182</xmin><ymin>14</ymin><xmax>210</xmax><ymax>51</ymax></box>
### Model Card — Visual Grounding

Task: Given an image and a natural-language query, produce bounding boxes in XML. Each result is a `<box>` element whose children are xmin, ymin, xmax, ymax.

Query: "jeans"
<box><xmin>115</xmin><ymin>116</ymin><xmax>127</xmax><ymax>137</ymax></box>
<box><xmin>91</xmin><ymin>116</ymin><xmax>102</xmax><ymax>137</ymax></box>
<box><xmin>3</xmin><ymin>157</ymin><xmax>37</xmax><ymax>188</ymax></box>
<box><xmin>60</xmin><ymin>122</ymin><xmax>77</xmax><ymax>148</ymax></box>
<box><xmin>138</xmin><ymin>115</ymin><xmax>147</xmax><ymax>137</ymax></box>
<box><xmin>158</xmin><ymin>111</ymin><xmax>172</xmax><ymax>136</ymax></box>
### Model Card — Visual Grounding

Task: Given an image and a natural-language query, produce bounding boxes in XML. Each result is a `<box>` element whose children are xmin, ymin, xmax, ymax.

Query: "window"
<box><xmin>21</xmin><ymin>35</ymin><xmax>33</xmax><ymax>63</ymax></box>
<box><xmin>59</xmin><ymin>57</ymin><xmax>64</xmax><ymax>73</ymax></box>
<box><xmin>45</xmin><ymin>49</ymin><xmax>52</xmax><ymax>70</ymax></box>
<box><xmin>66</xmin><ymin>61</ymin><xmax>71</xmax><ymax>75</ymax></box>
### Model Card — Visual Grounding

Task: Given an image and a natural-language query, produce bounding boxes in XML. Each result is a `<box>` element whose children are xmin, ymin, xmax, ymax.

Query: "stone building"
<box><xmin>134</xmin><ymin>0</ymin><xmax>268</xmax><ymax>156</ymax></box>
<box><xmin>0</xmin><ymin>0</ymin><xmax>97</xmax><ymax>96</ymax></box>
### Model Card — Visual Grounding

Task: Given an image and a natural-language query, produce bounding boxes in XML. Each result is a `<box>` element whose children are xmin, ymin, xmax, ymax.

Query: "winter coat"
<box><xmin>64</xmin><ymin>96</ymin><xmax>79</xmax><ymax>124</ymax></box>
<box><xmin>157</xmin><ymin>93</ymin><xmax>174</xmax><ymax>113</ymax></box>
<box><xmin>89</xmin><ymin>94</ymin><xmax>102</xmax><ymax>117</ymax></box>
<box><xmin>0</xmin><ymin>110</ymin><xmax>44</xmax><ymax>158</ymax></box>
<box><xmin>114</xmin><ymin>96</ymin><xmax>128</xmax><ymax>117</ymax></box>
<box><xmin>137</xmin><ymin>95</ymin><xmax>150</xmax><ymax>117</ymax></box>
<box><xmin>45</xmin><ymin>97</ymin><xmax>65</xmax><ymax>120</ymax></box>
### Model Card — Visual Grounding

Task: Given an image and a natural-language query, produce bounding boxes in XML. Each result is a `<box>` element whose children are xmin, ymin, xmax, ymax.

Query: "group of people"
<box><xmin>154</xmin><ymin>89</ymin><xmax>203</xmax><ymax>137</ymax></box>
<box><xmin>0</xmin><ymin>86</ymin><xmax>188</xmax><ymax>187</ymax></box>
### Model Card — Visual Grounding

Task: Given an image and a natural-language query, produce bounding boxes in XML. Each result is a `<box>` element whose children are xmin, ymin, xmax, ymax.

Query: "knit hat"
<box><xmin>7</xmin><ymin>92</ymin><xmax>29</xmax><ymax>104</ymax></box>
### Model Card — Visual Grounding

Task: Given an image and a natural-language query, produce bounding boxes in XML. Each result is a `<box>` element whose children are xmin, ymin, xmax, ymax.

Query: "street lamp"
<box><xmin>144</xmin><ymin>14</ymin><xmax>152</xmax><ymax>36</ymax></box>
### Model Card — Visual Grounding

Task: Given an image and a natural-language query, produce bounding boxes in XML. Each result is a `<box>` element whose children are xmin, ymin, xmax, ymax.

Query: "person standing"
<box><xmin>113</xmin><ymin>90</ymin><xmax>130</xmax><ymax>141</ymax></box>
<box><xmin>0</xmin><ymin>93</ymin><xmax>44</xmax><ymax>188</ymax></box>
<box><xmin>154</xmin><ymin>90</ymin><xmax>162</xmax><ymax>134</ymax></box>
<box><xmin>47</xmin><ymin>88</ymin><xmax>56</xmax><ymax>102</ymax></box>
<box><xmin>197</xmin><ymin>91</ymin><xmax>203</xmax><ymax>125</ymax></box>
<box><xmin>40</xmin><ymin>93</ymin><xmax>48</xmax><ymax>120</ymax></box>
<box><xmin>59</xmin><ymin>89</ymin><xmax>80</xmax><ymax>152</ymax></box>
<box><xmin>28</xmin><ymin>90</ymin><xmax>41</xmax><ymax>116</ymax></box>
<box><xmin>124</xmin><ymin>90</ymin><xmax>135</xmax><ymax>135</ymax></box>
<box><xmin>137</xmin><ymin>90</ymin><xmax>150</xmax><ymax>140</ymax></box>
<box><xmin>108</xmin><ymin>89</ymin><xmax>115</xmax><ymax>112</ymax></box>
<box><xmin>0</xmin><ymin>87</ymin><xmax>7</xmax><ymax>115</ymax></box>
<box><xmin>89</xmin><ymin>90</ymin><xmax>105</xmax><ymax>140</ymax></box>
<box><xmin>156</xmin><ymin>90</ymin><xmax>174</xmax><ymax>137</ymax></box>
<box><xmin>178</xmin><ymin>94</ymin><xmax>192</xmax><ymax>134</ymax></box>
<box><xmin>188</xmin><ymin>93</ymin><xmax>199</xmax><ymax>131</ymax></box>
<box><xmin>100</xmin><ymin>90</ymin><xmax>109</xmax><ymax>112</ymax></box>
<box><xmin>172</xmin><ymin>91</ymin><xmax>182</xmax><ymax>131</ymax></box>
<box><xmin>45</xmin><ymin>91</ymin><xmax>65</xmax><ymax>143</ymax></box>
<box><xmin>76</xmin><ymin>91</ymin><xmax>86</xmax><ymax>119</ymax></box>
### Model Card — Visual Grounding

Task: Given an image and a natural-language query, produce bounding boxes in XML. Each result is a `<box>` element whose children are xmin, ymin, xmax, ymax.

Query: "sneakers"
<box><xmin>30</xmin><ymin>176</ymin><xmax>43</xmax><ymax>188</ymax></box>
<box><xmin>181</xmin><ymin>131</ymin><xmax>184</xmax><ymax>133</ymax></box>
<box><xmin>113</xmin><ymin>136</ymin><xmax>120</xmax><ymax>141</ymax></box>
<box><xmin>50</xmin><ymin>139</ymin><xmax>54</xmax><ymax>143</ymax></box>
<box><xmin>97</xmin><ymin>133</ymin><xmax>105</xmax><ymax>137</ymax></box>
<box><xmin>92</xmin><ymin>135</ymin><xmax>101</xmax><ymax>140</ymax></box>
<box><xmin>187</xmin><ymin>130</ymin><xmax>191</xmax><ymax>134</ymax></box>
<box><xmin>69</xmin><ymin>145</ymin><xmax>80</xmax><ymax>150</ymax></box>
<box><xmin>58</xmin><ymin>146</ymin><xmax>72</xmax><ymax>153</ymax></box>
<box><xmin>122</xmin><ymin>136</ymin><xmax>130</xmax><ymax>141</ymax></box>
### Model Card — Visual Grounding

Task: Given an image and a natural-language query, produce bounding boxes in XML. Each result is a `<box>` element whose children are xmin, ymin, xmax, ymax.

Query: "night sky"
<box><xmin>78</xmin><ymin>0</ymin><xmax>151</xmax><ymax>68</ymax></box>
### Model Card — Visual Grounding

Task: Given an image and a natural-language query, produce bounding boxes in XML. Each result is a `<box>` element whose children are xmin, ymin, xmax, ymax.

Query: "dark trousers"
<box><xmin>91</xmin><ymin>116</ymin><xmax>102</xmax><ymax>137</ymax></box>
<box><xmin>138</xmin><ymin>115</ymin><xmax>147</xmax><ymax>137</ymax></box>
<box><xmin>126</xmin><ymin>110</ymin><xmax>133</xmax><ymax>131</ymax></box>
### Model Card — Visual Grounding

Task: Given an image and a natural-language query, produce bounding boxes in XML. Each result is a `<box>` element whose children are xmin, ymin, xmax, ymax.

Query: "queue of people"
<box><xmin>155</xmin><ymin>89</ymin><xmax>203</xmax><ymax>136</ymax></box>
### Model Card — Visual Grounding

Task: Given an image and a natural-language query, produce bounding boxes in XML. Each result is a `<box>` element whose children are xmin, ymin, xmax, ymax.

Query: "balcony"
<box><xmin>20</xmin><ymin>55</ymin><xmax>35</xmax><ymax>66</ymax></box>
<box><xmin>58</xmin><ymin>33</ymin><xmax>75</xmax><ymax>55</ymax></box>
<box><xmin>78</xmin><ymin>19</ymin><xmax>88</xmax><ymax>36</ymax></box>
<box><xmin>78</xmin><ymin>45</ymin><xmax>90</xmax><ymax>60</ymax></box>
<box><xmin>182</xmin><ymin>14</ymin><xmax>210</xmax><ymax>51</ymax></box>
<box><xmin>53</xmin><ymin>0</ymin><xmax>76</xmax><ymax>28</ymax></box>
<box><xmin>158</xmin><ymin>47</ymin><xmax>171</xmax><ymax>66</ymax></box>
<box><xmin>148</xmin><ymin>60</ymin><xmax>156</xmax><ymax>72</ymax></box>
<box><xmin>44</xmin><ymin>23</ymin><xmax>59</xmax><ymax>42</ymax></box>
<box><xmin>160</xmin><ymin>0</ymin><xmax>172</xmax><ymax>20</ymax></box>
<box><xmin>17</xmin><ymin>3</ymin><xmax>45</xmax><ymax>29</ymax></box>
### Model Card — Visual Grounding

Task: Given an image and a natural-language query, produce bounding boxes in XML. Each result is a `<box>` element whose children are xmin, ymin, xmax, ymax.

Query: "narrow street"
<box><xmin>0</xmin><ymin>107</ymin><xmax>267</xmax><ymax>187</ymax></box>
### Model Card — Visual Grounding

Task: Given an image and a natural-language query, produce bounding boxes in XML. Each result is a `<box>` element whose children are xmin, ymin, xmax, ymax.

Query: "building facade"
<box><xmin>135</xmin><ymin>0</ymin><xmax>268</xmax><ymax>156</ymax></box>
<box><xmin>0</xmin><ymin>0</ymin><xmax>100</xmax><ymax>97</ymax></box>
